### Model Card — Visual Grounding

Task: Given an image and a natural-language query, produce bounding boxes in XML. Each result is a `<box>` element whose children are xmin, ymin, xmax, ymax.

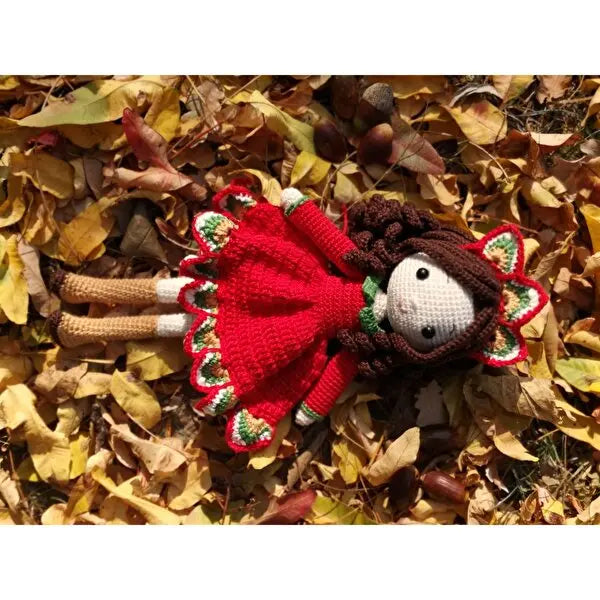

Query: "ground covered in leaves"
<box><xmin>1</xmin><ymin>75</ymin><xmax>600</xmax><ymax>525</ymax></box>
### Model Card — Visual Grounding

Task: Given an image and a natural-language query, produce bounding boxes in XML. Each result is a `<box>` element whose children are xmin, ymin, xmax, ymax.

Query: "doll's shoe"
<box><xmin>46</xmin><ymin>265</ymin><xmax>68</xmax><ymax>295</ymax></box>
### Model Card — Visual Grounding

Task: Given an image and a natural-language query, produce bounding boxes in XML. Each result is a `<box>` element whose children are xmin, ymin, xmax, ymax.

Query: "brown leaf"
<box><xmin>389</xmin><ymin>116</ymin><xmax>445</xmax><ymax>174</ymax></box>
<box><xmin>16</xmin><ymin>238</ymin><xmax>59</xmax><ymax>317</ymax></box>
<box><xmin>255</xmin><ymin>489</ymin><xmax>317</xmax><ymax>524</ymax></box>
<box><xmin>119</xmin><ymin>201</ymin><xmax>167</xmax><ymax>262</ymax></box>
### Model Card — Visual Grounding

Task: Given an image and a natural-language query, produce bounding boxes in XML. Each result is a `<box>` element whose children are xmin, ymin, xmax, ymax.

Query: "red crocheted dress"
<box><xmin>177</xmin><ymin>186</ymin><xmax>373</xmax><ymax>452</ymax></box>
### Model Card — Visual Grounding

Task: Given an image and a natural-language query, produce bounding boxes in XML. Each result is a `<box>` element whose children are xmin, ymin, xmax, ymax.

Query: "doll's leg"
<box><xmin>49</xmin><ymin>312</ymin><xmax>194</xmax><ymax>348</ymax></box>
<box><xmin>50</xmin><ymin>269</ymin><xmax>193</xmax><ymax>306</ymax></box>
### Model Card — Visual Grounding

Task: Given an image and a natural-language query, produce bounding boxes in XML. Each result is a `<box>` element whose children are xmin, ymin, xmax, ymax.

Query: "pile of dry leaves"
<box><xmin>1</xmin><ymin>74</ymin><xmax>600</xmax><ymax>525</ymax></box>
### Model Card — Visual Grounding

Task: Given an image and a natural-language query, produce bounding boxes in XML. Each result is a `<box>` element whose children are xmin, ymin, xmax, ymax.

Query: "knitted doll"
<box><xmin>48</xmin><ymin>183</ymin><xmax>548</xmax><ymax>452</ymax></box>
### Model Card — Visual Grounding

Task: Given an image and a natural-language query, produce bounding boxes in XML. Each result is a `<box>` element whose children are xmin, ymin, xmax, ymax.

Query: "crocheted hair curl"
<box><xmin>338</xmin><ymin>196</ymin><xmax>503</xmax><ymax>378</ymax></box>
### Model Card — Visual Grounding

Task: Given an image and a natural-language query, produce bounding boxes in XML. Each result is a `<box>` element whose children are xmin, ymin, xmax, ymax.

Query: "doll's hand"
<box><xmin>295</xmin><ymin>403</ymin><xmax>322</xmax><ymax>426</ymax></box>
<box><xmin>280</xmin><ymin>187</ymin><xmax>311</xmax><ymax>216</ymax></box>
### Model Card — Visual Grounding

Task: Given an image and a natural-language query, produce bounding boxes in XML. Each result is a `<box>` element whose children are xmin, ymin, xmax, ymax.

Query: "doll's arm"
<box><xmin>295</xmin><ymin>350</ymin><xmax>359</xmax><ymax>426</ymax></box>
<box><xmin>281</xmin><ymin>188</ymin><xmax>363</xmax><ymax>280</ymax></box>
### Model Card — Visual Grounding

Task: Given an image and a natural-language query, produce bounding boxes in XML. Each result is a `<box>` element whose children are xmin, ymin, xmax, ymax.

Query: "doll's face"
<box><xmin>386</xmin><ymin>252</ymin><xmax>475</xmax><ymax>352</ymax></box>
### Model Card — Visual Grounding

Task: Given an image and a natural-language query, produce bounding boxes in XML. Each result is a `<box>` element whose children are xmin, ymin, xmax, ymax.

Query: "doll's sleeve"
<box><xmin>295</xmin><ymin>350</ymin><xmax>359</xmax><ymax>426</ymax></box>
<box><xmin>281</xmin><ymin>188</ymin><xmax>363</xmax><ymax>280</ymax></box>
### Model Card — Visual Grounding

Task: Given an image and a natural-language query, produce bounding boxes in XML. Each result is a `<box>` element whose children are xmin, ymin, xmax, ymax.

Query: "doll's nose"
<box><xmin>397</xmin><ymin>297</ymin><xmax>417</xmax><ymax>314</ymax></box>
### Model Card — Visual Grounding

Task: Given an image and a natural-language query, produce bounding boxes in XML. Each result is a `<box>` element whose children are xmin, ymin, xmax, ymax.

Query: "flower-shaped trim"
<box><xmin>463</xmin><ymin>224</ymin><xmax>524</xmax><ymax>277</ymax></box>
<box><xmin>211</xmin><ymin>180</ymin><xmax>259</xmax><ymax>219</ymax></box>
<box><xmin>178</xmin><ymin>279</ymin><xmax>218</xmax><ymax>315</ymax></box>
<box><xmin>191</xmin><ymin>211</ymin><xmax>238</xmax><ymax>255</ymax></box>
<box><xmin>463</xmin><ymin>224</ymin><xmax>549</xmax><ymax>367</ymax></box>
<box><xmin>226</xmin><ymin>408</ymin><xmax>273</xmax><ymax>452</ymax></box>
<box><xmin>471</xmin><ymin>324</ymin><xmax>528</xmax><ymax>367</ymax></box>
<box><xmin>179</xmin><ymin>255</ymin><xmax>218</xmax><ymax>279</ymax></box>
<box><xmin>192</xmin><ymin>384</ymin><xmax>239</xmax><ymax>417</ymax></box>
<box><xmin>183</xmin><ymin>312</ymin><xmax>219</xmax><ymax>355</ymax></box>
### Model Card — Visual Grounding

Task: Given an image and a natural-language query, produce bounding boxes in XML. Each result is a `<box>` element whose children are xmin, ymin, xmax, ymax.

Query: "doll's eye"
<box><xmin>421</xmin><ymin>326</ymin><xmax>436</xmax><ymax>339</ymax></box>
<box><xmin>416</xmin><ymin>267</ymin><xmax>429</xmax><ymax>280</ymax></box>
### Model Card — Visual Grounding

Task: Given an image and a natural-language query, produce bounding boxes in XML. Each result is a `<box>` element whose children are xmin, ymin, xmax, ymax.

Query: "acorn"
<box><xmin>355</xmin><ymin>82</ymin><xmax>394</xmax><ymax>130</ymax></box>
<box><xmin>331</xmin><ymin>76</ymin><xmax>359</xmax><ymax>120</ymax></box>
<box><xmin>389</xmin><ymin>466</ymin><xmax>420</xmax><ymax>513</ymax></box>
<box><xmin>314</xmin><ymin>119</ymin><xmax>347</xmax><ymax>163</ymax></box>
<box><xmin>357</xmin><ymin>123</ymin><xmax>394</xmax><ymax>165</ymax></box>
<box><xmin>421</xmin><ymin>470</ymin><xmax>467</xmax><ymax>505</ymax></box>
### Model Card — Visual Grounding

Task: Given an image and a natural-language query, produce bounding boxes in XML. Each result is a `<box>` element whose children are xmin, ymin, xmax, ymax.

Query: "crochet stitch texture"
<box><xmin>179</xmin><ymin>189</ymin><xmax>366</xmax><ymax>452</ymax></box>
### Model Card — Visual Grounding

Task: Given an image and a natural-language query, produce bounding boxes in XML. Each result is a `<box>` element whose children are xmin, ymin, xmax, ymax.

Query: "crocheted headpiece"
<box><xmin>462</xmin><ymin>224</ymin><xmax>548</xmax><ymax>366</ymax></box>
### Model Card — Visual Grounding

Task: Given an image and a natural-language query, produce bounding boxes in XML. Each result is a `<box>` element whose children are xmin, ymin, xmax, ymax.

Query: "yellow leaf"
<box><xmin>0</xmin><ymin>384</ymin><xmax>70</xmax><ymax>482</ymax></box>
<box><xmin>58</xmin><ymin>123</ymin><xmax>125</xmax><ymax>150</ymax></box>
<box><xmin>307</xmin><ymin>493</ymin><xmax>375</xmax><ymax>525</ymax></box>
<box><xmin>581</xmin><ymin>204</ymin><xmax>600</xmax><ymax>253</ymax></box>
<box><xmin>364</xmin><ymin>427</ymin><xmax>420</xmax><ymax>486</ymax></box>
<box><xmin>0</xmin><ymin>175</ymin><xmax>26</xmax><ymax>227</ymax></box>
<box><xmin>233</xmin><ymin>168</ymin><xmax>282</xmax><ymax>205</ymax></box>
<box><xmin>417</xmin><ymin>173</ymin><xmax>460</xmax><ymax>206</ymax></box>
<box><xmin>410</xmin><ymin>498</ymin><xmax>459</xmax><ymax>524</ymax></box>
<box><xmin>57</xmin><ymin>195</ymin><xmax>118</xmax><ymax>266</ymax></box>
<box><xmin>56</xmin><ymin>399</ymin><xmax>86</xmax><ymax>437</ymax></box>
<box><xmin>332</xmin><ymin>436</ymin><xmax>368</xmax><ymax>484</ymax></box>
<box><xmin>34</xmin><ymin>363</ymin><xmax>87</xmax><ymax>403</ymax></box>
<box><xmin>492</xmin><ymin>75</ymin><xmax>534</xmax><ymax>102</ymax></box>
<box><xmin>110</xmin><ymin>423</ymin><xmax>186</xmax><ymax>474</ymax></box>
<box><xmin>167</xmin><ymin>446</ymin><xmax>212</xmax><ymax>510</ymax></box>
<box><xmin>526</xmin><ymin>341</ymin><xmax>553</xmax><ymax>379</ymax></box>
<box><xmin>555</xmin><ymin>358</ymin><xmax>600</xmax><ymax>393</ymax></box>
<box><xmin>41</xmin><ymin>503</ymin><xmax>69</xmax><ymax>525</ymax></box>
<box><xmin>91</xmin><ymin>468</ymin><xmax>181</xmax><ymax>525</ymax></box>
<box><xmin>9</xmin><ymin>151</ymin><xmax>74</xmax><ymax>200</ymax></box>
<box><xmin>521</xmin><ymin>178</ymin><xmax>561</xmax><ymax>208</ymax></box>
<box><xmin>290</xmin><ymin>150</ymin><xmax>331</xmax><ymax>187</ymax></box>
<box><xmin>0</xmin><ymin>76</ymin><xmax>20</xmax><ymax>91</ymax></box>
<box><xmin>144</xmin><ymin>88</ymin><xmax>181</xmax><ymax>142</ymax></box>
<box><xmin>74</xmin><ymin>372</ymin><xmax>112</xmax><ymax>399</ymax></box>
<box><xmin>241</xmin><ymin>90</ymin><xmax>315</xmax><ymax>152</ymax></box>
<box><xmin>445</xmin><ymin>100</ymin><xmax>507</xmax><ymax>145</ymax></box>
<box><xmin>0</xmin><ymin>350</ymin><xmax>32</xmax><ymax>392</ymax></box>
<box><xmin>69</xmin><ymin>432</ymin><xmax>90</xmax><ymax>479</ymax></box>
<box><xmin>0</xmin><ymin>467</ymin><xmax>32</xmax><ymax>523</ymax></box>
<box><xmin>248</xmin><ymin>412</ymin><xmax>291</xmax><ymax>470</ymax></box>
<box><xmin>109</xmin><ymin>370</ymin><xmax>162</xmax><ymax>429</ymax></box>
<box><xmin>563</xmin><ymin>328</ymin><xmax>600</xmax><ymax>354</ymax></box>
<box><xmin>184</xmin><ymin>504</ymin><xmax>221</xmax><ymax>524</ymax></box>
<box><xmin>334</xmin><ymin>171</ymin><xmax>362</xmax><ymax>204</ymax></box>
<box><xmin>126</xmin><ymin>338</ymin><xmax>189</xmax><ymax>381</ymax></box>
<box><xmin>19</xmin><ymin>78</ymin><xmax>167</xmax><ymax>127</ymax></box>
<box><xmin>0</xmin><ymin>234</ymin><xmax>29</xmax><ymax>324</ymax></box>
<box><xmin>15</xmin><ymin>456</ymin><xmax>39</xmax><ymax>482</ymax></box>
<box><xmin>493</xmin><ymin>414</ymin><xmax>538</xmax><ymax>462</ymax></box>
<box><xmin>20</xmin><ymin>191</ymin><xmax>57</xmax><ymax>247</ymax></box>
<box><xmin>64</xmin><ymin>474</ymin><xmax>100</xmax><ymax>521</ymax></box>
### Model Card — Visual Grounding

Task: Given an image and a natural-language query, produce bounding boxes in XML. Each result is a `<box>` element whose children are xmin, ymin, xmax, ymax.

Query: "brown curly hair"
<box><xmin>338</xmin><ymin>196</ymin><xmax>503</xmax><ymax>378</ymax></box>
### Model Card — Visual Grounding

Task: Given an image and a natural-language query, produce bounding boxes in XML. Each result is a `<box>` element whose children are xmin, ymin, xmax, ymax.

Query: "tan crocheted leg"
<box><xmin>49</xmin><ymin>312</ymin><xmax>195</xmax><ymax>348</ymax></box>
<box><xmin>49</xmin><ymin>313</ymin><xmax>159</xmax><ymax>348</ymax></box>
<box><xmin>49</xmin><ymin>269</ymin><xmax>192</xmax><ymax>306</ymax></box>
